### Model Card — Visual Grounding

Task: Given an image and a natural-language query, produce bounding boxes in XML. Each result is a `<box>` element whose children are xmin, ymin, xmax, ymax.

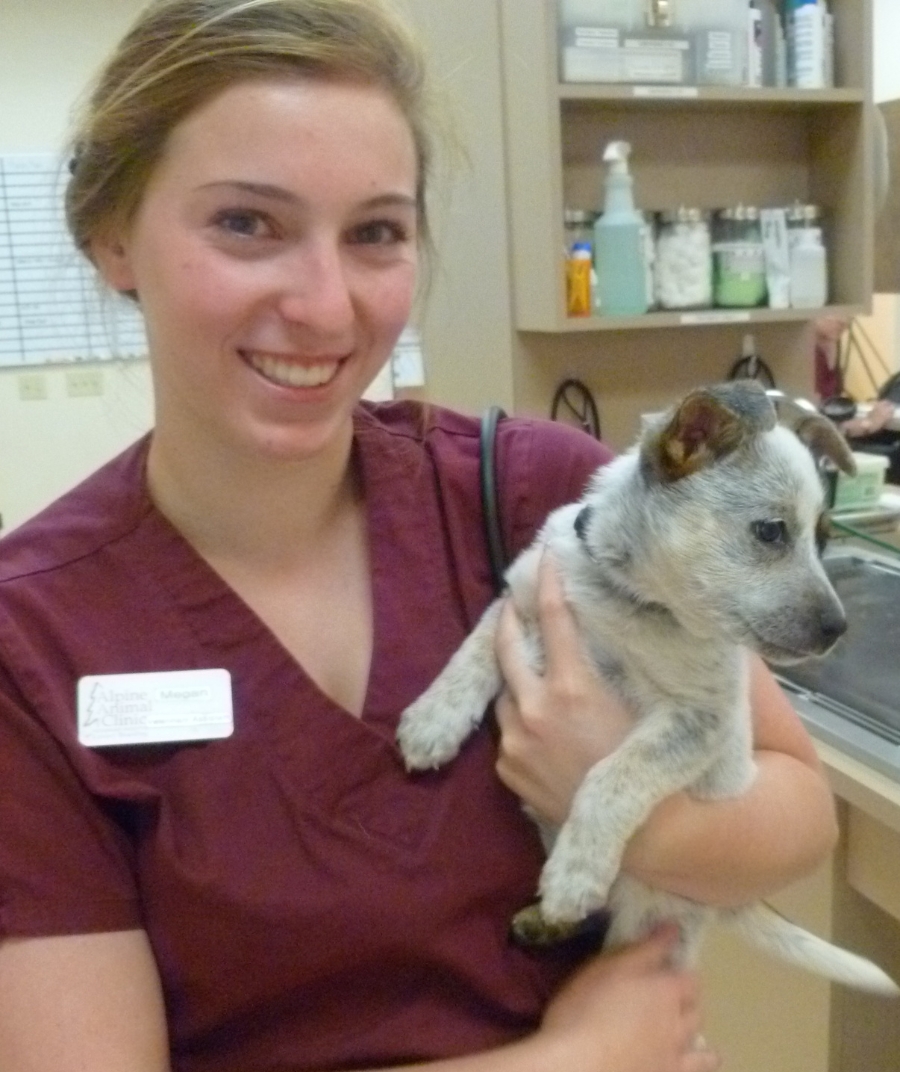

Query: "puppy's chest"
<box><xmin>576</xmin><ymin>597</ymin><xmax>739</xmax><ymax>715</ymax></box>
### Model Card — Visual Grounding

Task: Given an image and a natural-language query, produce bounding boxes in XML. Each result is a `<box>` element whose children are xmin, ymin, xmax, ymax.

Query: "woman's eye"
<box><xmin>350</xmin><ymin>219</ymin><xmax>410</xmax><ymax>246</ymax></box>
<box><xmin>751</xmin><ymin>519</ymin><xmax>788</xmax><ymax>545</ymax></box>
<box><xmin>212</xmin><ymin>209</ymin><xmax>273</xmax><ymax>239</ymax></box>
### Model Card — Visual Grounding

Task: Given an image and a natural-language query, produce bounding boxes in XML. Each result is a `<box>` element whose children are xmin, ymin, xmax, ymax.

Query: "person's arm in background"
<box><xmin>0</xmin><ymin>927</ymin><xmax>719</xmax><ymax>1072</ymax></box>
<box><xmin>494</xmin><ymin>555</ymin><xmax>839</xmax><ymax>908</ymax></box>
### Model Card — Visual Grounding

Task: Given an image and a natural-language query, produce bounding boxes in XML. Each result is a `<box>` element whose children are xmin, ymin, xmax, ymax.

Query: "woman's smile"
<box><xmin>239</xmin><ymin>349</ymin><xmax>346</xmax><ymax>391</ymax></box>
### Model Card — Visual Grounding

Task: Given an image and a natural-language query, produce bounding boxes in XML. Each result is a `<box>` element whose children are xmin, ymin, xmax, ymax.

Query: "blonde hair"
<box><xmin>66</xmin><ymin>0</ymin><xmax>436</xmax><ymax>257</ymax></box>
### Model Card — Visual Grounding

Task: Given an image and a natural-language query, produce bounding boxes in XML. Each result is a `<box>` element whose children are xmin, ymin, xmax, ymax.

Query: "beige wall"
<box><xmin>0</xmin><ymin>0</ymin><xmax>154</xmax><ymax>531</ymax></box>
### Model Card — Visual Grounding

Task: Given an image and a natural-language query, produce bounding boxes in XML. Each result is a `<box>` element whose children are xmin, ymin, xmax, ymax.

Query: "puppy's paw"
<box><xmin>538</xmin><ymin>838</ymin><xmax>619</xmax><ymax>923</ymax></box>
<box><xmin>397</xmin><ymin>691</ymin><xmax>479</xmax><ymax>770</ymax></box>
<box><xmin>510</xmin><ymin>903</ymin><xmax>585</xmax><ymax>947</ymax></box>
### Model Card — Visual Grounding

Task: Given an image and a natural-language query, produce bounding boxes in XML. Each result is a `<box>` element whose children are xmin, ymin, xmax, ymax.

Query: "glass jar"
<box><xmin>713</xmin><ymin>205</ymin><xmax>767</xmax><ymax>308</ymax></box>
<box><xmin>654</xmin><ymin>206</ymin><xmax>712</xmax><ymax>310</ymax></box>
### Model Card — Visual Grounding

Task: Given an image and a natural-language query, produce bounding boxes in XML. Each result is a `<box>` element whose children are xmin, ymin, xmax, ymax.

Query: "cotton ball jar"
<box><xmin>654</xmin><ymin>208</ymin><xmax>713</xmax><ymax>310</ymax></box>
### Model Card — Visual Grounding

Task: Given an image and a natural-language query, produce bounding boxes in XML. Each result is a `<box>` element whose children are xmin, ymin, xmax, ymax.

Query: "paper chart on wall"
<box><xmin>0</xmin><ymin>153</ymin><xmax>148</xmax><ymax>368</ymax></box>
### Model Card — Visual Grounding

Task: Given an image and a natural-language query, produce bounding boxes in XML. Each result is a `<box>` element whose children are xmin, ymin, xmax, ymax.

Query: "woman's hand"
<box><xmin>538</xmin><ymin>925</ymin><xmax>721</xmax><ymax>1072</ymax></box>
<box><xmin>493</xmin><ymin>552</ymin><xmax>634</xmax><ymax>826</ymax></box>
<box><xmin>493</xmin><ymin>551</ymin><xmax>837</xmax><ymax>907</ymax></box>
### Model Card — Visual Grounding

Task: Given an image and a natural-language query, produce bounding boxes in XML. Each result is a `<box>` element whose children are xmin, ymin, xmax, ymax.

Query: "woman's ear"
<box><xmin>89</xmin><ymin>229</ymin><xmax>137</xmax><ymax>295</ymax></box>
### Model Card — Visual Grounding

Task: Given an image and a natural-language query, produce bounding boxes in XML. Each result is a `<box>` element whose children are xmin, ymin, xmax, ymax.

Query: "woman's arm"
<box><xmin>621</xmin><ymin>657</ymin><xmax>838</xmax><ymax>905</ymax></box>
<box><xmin>0</xmin><ymin>928</ymin><xmax>718</xmax><ymax>1072</ymax></box>
<box><xmin>0</xmin><ymin>931</ymin><xmax>171</xmax><ymax>1071</ymax></box>
<box><xmin>493</xmin><ymin>556</ymin><xmax>839</xmax><ymax>909</ymax></box>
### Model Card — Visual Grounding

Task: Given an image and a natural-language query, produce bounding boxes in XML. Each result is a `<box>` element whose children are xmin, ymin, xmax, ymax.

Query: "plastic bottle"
<box><xmin>593</xmin><ymin>141</ymin><xmax>648</xmax><ymax>317</ymax></box>
<box><xmin>747</xmin><ymin>1</ymin><xmax>763</xmax><ymax>87</ymax></box>
<box><xmin>789</xmin><ymin>225</ymin><xmax>828</xmax><ymax>308</ymax></box>
<box><xmin>566</xmin><ymin>241</ymin><xmax>594</xmax><ymax>317</ymax></box>
<box><xmin>789</xmin><ymin>0</ymin><xmax>825</xmax><ymax>89</ymax></box>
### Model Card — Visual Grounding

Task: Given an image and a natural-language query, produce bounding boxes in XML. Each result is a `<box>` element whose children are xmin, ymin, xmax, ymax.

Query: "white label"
<box><xmin>77</xmin><ymin>669</ymin><xmax>234</xmax><ymax>747</ymax></box>
<box><xmin>679</xmin><ymin>311</ymin><xmax>752</xmax><ymax>325</ymax></box>
<box><xmin>632</xmin><ymin>85</ymin><xmax>699</xmax><ymax>98</ymax></box>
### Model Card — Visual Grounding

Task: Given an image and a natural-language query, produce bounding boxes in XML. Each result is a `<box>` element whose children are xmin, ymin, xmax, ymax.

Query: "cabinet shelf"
<box><xmin>557</xmin><ymin>85</ymin><xmax>866</xmax><ymax>107</ymax></box>
<box><xmin>543</xmin><ymin>303</ymin><xmax>866</xmax><ymax>335</ymax></box>
<box><xmin>500</xmin><ymin>0</ymin><xmax>873</xmax><ymax>336</ymax></box>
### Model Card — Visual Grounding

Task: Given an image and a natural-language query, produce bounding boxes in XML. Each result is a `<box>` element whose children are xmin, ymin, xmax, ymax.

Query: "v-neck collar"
<box><xmin>137</xmin><ymin>408</ymin><xmax>466</xmax><ymax>742</ymax></box>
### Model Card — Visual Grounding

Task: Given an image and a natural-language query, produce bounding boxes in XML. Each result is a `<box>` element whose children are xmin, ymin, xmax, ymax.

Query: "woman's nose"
<box><xmin>275</xmin><ymin>240</ymin><xmax>354</xmax><ymax>334</ymax></box>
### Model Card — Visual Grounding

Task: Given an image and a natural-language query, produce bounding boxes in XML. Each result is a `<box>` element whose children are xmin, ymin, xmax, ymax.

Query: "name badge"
<box><xmin>77</xmin><ymin>669</ymin><xmax>234</xmax><ymax>747</ymax></box>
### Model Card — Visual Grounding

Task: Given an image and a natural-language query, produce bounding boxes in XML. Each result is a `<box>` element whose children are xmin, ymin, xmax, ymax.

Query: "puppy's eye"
<box><xmin>815</xmin><ymin>513</ymin><xmax>831</xmax><ymax>556</ymax></box>
<box><xmin>752</xmin><ymin>519</ymin><xmax>788</xmax><ymax>545</ymax></box>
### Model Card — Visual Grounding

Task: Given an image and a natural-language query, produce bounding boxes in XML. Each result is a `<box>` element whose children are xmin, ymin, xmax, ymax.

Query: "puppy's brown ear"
<box><xmin>646</xmin><ymin>390</ymin><xmax>748</xmax><ymax>483</ymax></box>
<box><xmin>795</xmin><ymin>415</ymin><xmax>857</xmax><ymax>476</ymax></box>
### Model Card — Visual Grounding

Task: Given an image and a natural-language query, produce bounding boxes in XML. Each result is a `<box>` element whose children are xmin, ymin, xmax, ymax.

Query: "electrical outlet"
<box><xmin>66</xmin><ymin>368</ymin><xmax>104</xmax><ymax>398</ymax></box>
<box><xmin>17</xmin><ymin>372</ymin><xmax>48</xmax><ymax>401</ymax></box>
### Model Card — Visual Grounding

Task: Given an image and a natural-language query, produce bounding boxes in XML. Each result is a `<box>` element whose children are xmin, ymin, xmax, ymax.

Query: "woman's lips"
<box><xmin>240</xmin><ymin>349</ymin><xmax>344</xmax><ymax>389</ymax></box>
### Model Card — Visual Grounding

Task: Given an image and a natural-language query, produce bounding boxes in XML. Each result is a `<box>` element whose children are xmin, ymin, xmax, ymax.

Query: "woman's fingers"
<box><xmin>494</xmin><ymin>552</ymin><xmax>587</xmax><ymax>696</ymax></box>
<box><xmin>494</xmin><ymin>597</ymin><xmax>535</xmax><ymax>700</ymax></box>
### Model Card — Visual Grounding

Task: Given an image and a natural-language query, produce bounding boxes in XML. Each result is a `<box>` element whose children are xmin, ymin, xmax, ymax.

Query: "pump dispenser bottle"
<box><xmin>594</xmin><ymin>141</ymin><xmax>648</xmax><ymax>316</ymax></box>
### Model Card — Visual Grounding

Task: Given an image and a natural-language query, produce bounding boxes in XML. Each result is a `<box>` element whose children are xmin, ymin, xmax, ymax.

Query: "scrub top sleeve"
<box><xmin>0</xmin><ymin>677</ymin><xmax>141</xmax><ymax>938</ymax></box>
<box><xmin>497</xmin><ymin>419</ymin><xmax>614</xmax><ymax>560</ymax></box>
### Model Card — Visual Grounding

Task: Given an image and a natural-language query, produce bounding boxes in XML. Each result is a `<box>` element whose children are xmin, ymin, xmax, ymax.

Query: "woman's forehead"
<box><xmin>153</xmin><ymin>76</ymin><xmax>418</xmax><ymax>191</ymax></box>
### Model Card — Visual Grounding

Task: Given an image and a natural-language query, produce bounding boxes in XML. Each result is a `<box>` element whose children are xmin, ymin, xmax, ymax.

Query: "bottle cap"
<box><xmin>602</xmin><ymin>141</ymin><xmax>632</xmax><ymax>175</ymax></box>
<box><xmin>717</xmin><ymin>204</ymin><xmax>761</xmax><ymax>222</ymax></box>
<box><xmin>786</xmin><ymin>201</ymin><xmax>823</xmax><ymax>225</ymax></box>
<box><xmin>659</xmin><ymin>206</ymin><xmax>709</xmax><ymax>225</ymax></box>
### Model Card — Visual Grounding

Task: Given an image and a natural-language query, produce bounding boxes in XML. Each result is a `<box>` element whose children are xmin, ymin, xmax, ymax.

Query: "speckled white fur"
<box><xmin>398</xmin><ymin>383</ymin><xmax>898</xmax><ymax>995</ymax></box>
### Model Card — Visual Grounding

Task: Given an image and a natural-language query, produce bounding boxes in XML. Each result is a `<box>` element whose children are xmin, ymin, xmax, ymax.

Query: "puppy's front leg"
<box><xmin>398</xmin><ymin>599</ymin><xmax>504</xmax><ymax>770</ymax></box>
<box><xmin>539</xmin><ymin>701</ymin><xmax>724</xmax><ymax>923</ymax></box>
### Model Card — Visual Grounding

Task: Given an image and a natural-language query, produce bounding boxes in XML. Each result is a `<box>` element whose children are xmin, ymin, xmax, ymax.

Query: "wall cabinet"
<box><xmin>499</xmin><ymin>0</ymin><xmax>874</xmax><ymax>333</ymax></box>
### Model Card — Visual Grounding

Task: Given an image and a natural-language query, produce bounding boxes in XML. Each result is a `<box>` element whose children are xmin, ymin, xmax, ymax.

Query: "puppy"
<box><xmin>398</xmin><ymin>380</ymin><xmax>899</xmax><ymax>995</ymax></box>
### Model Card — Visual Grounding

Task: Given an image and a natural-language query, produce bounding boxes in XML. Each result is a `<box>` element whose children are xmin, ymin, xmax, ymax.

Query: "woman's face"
<box><xmin>94</xmin><ymin>77</ymin><xmax>419</xmax><ymax>461</ymax></box>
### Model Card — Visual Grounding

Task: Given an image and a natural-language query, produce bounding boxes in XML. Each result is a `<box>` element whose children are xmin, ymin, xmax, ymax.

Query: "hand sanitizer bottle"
<box><xmin>594</xmin><ymin>141</ymin><xmax>648</xmax><ymax>316</ymax></box>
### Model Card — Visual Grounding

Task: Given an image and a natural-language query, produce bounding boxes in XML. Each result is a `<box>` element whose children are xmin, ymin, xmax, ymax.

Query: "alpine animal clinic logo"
<box><xmin>77</xmin><ymin>669</ymin><xmax>234</xmax><ymax>747</ymax></box>
<box><xmin>82</xmin><ymin>680</ymin><xmax>153</xmax><ymax>730</ymax></box>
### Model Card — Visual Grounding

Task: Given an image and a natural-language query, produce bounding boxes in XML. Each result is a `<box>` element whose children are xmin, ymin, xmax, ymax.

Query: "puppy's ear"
<box><xmin>644</xmin><ymin>390</ymin><xmax>749</xmax><ymax>483</ymax></box>
<box><xmin>795</xmin><ymin>415</ymin><xmax>857</xmax><ymax>476</ymax></box>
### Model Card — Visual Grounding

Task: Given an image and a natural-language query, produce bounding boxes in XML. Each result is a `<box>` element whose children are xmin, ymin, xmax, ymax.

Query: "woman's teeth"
<box><xmin>246</xmin><ymin>352</ymin><xmax>340</xmax><ymax>388</ymax></box>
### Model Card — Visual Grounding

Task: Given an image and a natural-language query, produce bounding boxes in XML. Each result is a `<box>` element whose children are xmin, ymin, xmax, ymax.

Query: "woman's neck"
<box><xmin>145</xmin><ymin>420</ymin><xmax>358</xmax><ymax>572</ymax></box>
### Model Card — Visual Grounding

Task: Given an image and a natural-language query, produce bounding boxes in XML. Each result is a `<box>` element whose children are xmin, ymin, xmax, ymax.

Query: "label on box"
<box><xmin>679</xmin><ymin>311</ymin><xmax>752</xmax><ymax>326</ymax></box>
<box><xmin>560</xmin><ymin>27</ymin><xmax>690</xmax><ymax>85</ymax></box>
<box><xmin>570</xmin><ymin>26</ymin><xmax>619</xmax><ymax>49</ymax></box>
<box><xmin>633</xmin><ymin>85</ymin><xmax>699</xmax><ymax>98</ymax></box>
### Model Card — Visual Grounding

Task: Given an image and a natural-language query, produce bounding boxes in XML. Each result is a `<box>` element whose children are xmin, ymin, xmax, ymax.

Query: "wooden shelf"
<box><xmin>557</xmin><ymin>85</ymin><xmax>866</xmax><ymax>107</ymax></box>
<box><xmin>538</xmin><ymin>304</ymin><xmax>867</xmax><ymax>335</ymax></box>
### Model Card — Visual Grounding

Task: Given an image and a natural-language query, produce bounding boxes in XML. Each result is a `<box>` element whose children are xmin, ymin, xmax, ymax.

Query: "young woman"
<box><xmin>0</xmin><ymin>2</ymin><xmax>837</xmax><ymax>1069</ymax></box>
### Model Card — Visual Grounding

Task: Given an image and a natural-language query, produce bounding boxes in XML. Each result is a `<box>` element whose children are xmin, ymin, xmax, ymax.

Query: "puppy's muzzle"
<box><xmin>812</xmin><ymin>603</ymin><xmax>847</xmax><ymax>654</ymax></box>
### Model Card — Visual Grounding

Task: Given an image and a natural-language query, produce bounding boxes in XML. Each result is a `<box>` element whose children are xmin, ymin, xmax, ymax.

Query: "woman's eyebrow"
<box><xmin>197</xmin><ymin>180</ymin><xmax>416</xmax><ymax>211</ymax></box>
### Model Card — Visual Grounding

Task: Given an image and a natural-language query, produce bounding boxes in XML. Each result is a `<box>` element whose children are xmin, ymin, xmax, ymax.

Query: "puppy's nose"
<box><xmin>817</xmin><ymin>607</ymin><xmax>847</xmax><ymax>650</ymax></box>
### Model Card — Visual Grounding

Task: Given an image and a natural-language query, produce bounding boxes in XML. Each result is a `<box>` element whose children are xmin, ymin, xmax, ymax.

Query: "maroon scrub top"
<box><xmin>0</xmin><ymin>401</ymin><xmax>612</xmax><ymax>1071</ymax></box>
